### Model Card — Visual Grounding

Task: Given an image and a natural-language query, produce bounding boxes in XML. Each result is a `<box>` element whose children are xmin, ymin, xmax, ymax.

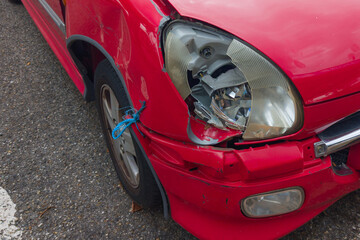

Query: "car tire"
<box><xmin>8</xmin><ymin>0</ymin><xmax>22</xmax><ymax>4</ymax></box>
<box><xmin>94</xmin><ymin>59</ymin><xmax>161</xmax><ymax>208</ymax></box>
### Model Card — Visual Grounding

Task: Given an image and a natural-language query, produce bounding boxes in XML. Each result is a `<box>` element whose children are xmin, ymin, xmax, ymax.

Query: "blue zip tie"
<box><xmin>112</xmin><ymin>101</ymin><xmax>146</xmax><ymax>140</ymax></box>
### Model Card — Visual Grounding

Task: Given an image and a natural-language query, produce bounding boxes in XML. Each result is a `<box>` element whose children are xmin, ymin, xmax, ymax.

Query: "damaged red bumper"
<box><xmin>135</xmin><ymin>124</ymin><xmax>360</xmax><ymax>240</ymax></box>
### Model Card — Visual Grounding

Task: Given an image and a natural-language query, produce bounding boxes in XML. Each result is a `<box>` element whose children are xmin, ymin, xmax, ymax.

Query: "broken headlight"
<box><xmin>164</xmin><ymin>21</ymin><xmax>303</xmax><ymax>141</ymax></box>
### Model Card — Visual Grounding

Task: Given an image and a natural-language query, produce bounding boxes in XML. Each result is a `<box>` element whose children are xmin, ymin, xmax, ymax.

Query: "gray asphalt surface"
<box><xmin>1</xmin><ymin>1</ymin><xmax>360</xmax><ymax>239</ymax></box>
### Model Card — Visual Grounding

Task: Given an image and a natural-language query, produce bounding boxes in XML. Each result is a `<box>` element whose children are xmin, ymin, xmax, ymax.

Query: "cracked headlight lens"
<box><xmin>164</xmin><ymin>21</ymin><xmax>303</xmax><ymax>141</ymax></box>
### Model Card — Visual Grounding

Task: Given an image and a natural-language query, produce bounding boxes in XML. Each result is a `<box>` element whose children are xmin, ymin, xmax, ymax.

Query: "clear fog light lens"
<box><xmin>241</xmin><ymin>187</ymin><xmax>304</xmax><ymax>218</ymax></box>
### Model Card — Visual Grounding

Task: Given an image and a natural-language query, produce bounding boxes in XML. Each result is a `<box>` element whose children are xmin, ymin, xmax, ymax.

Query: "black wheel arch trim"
<box><xmin>66</xmin><ymin>34</ymin><xmax>170</xmax><ymax>219</ymax></box>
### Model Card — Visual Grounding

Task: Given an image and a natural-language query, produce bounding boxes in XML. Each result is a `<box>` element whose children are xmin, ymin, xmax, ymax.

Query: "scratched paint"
<box><xmin>0</xmin><ymin>187</ymin><xmax>22</xmax><ymax>239</ymax></box>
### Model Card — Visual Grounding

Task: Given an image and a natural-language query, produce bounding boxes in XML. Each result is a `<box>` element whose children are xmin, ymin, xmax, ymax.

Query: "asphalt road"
<box><xmin>1</xmin><ymin>1</ymin><xmax>360</xmax><ymax>239</ymax></box>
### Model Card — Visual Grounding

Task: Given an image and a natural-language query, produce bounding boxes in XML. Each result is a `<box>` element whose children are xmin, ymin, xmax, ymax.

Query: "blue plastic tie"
<box><xmin>112</xmin><ymin>101</ymin><xmax>146</xmax><ymax>140</ymax></box>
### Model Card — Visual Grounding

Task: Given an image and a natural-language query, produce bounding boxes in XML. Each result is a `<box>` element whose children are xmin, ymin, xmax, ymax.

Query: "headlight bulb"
<box><xmin>210</xmin><ymin>83</ymin><xmax>251</xmax><ymax>131</ymax></box>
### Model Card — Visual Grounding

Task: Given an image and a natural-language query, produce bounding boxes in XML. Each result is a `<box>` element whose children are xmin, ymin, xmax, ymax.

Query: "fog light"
<box><xmin>241</xmin><ymin>187</ymin><xmax>304</xmax><ymax>218</ymax></box>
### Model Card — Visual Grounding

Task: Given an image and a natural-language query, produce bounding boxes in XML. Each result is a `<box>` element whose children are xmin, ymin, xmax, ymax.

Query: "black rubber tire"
<box><xmin>94</xmin><ymin>59</ymin><xmax>161</xmax><ymax>208</ymax></box>
<box><xmin>8</xmin><ymin>0</ymin><xmax>22</xmax><ymax>4</ymax></box>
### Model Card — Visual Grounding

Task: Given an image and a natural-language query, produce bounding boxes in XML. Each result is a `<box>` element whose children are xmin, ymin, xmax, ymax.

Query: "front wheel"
<box><xmin>94</xmin><ymin>59</ymin><xmax>161</xmax><ymax>208</ymax></box>
<box><xmin>8</xmin><ymin>0</ymin><xmax>22</xmax><ymax>4</ymax></box>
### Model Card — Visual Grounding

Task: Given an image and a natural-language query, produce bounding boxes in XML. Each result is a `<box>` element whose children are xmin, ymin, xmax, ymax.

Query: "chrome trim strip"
<box><xmin>38</xmin><ymin>0</ymin><xmax>66</xmax><ymax>35</ymax></box>
<box><xmin>314</xmin><ymin>112</ymin><xmax>360</xmax><ymax>158</ymax></box>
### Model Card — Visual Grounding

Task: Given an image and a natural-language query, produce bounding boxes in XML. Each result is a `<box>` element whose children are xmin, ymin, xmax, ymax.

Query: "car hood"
<box><xmin>166</xmin><ymin>0</ymin><xmax>360</xmax><ymax>105</ymax></box>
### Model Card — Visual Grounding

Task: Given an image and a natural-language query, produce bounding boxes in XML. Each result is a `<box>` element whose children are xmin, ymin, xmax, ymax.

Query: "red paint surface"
<box><xmin>22</xmin><ymin>0</ymin><xmax>360</xmax><ymax>238</ymax></box>
<box><xmin>135</xmin><ymin>126</ymin><xmax>360</xmax><ymax>239</ymax></box>
<box><xmin>66</xmin><ymin>0</ymin><xmax>191</xmax><ymax>141</ymax></box>
<box><xmin>347</xmin><ymin>144</ymin><xmax>360</xmax><ymax>170</ymax></box>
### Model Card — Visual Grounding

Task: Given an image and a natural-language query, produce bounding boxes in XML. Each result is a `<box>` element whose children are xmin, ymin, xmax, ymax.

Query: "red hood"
<box><xmin>166</xmin><ymin>0</ymin><xmax>360</xmax><ymax>105</ymax></box>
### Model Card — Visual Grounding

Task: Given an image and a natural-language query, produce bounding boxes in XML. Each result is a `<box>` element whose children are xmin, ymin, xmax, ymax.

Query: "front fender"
<box><xmin>66</xmin><ymin>0</ymin><xmax>190</xmax><ymax>141</ymax></box>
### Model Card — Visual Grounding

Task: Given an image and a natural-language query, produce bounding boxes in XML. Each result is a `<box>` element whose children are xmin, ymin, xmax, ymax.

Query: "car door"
<box><xmin>25</xmin><ymin>0</ymin><xmax>66</xmax><ymax>41</ymax></box>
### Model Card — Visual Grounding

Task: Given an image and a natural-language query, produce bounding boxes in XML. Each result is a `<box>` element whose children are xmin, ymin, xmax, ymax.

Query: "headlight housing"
<box><xmin>241</xmin><ymin>187</ymin><xmax>305</xmax><ymax>218</ymax></box>
<box><xmin>164</xmin><ymin>21</ymin><xmax>303</xmax><ymax>141</ymax></box>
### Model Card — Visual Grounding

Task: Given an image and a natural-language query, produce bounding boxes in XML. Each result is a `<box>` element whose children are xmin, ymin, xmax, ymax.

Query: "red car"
<box><xmin>18</xmin><ymin>0</ymin><xmax>360</xmax><ymax>239</ymax></box>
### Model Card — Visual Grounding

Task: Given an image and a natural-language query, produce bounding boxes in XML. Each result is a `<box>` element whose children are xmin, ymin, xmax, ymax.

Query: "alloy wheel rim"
<box><xmin>100</xmin><ymin>84</ymin><xmax>140</xmax><ymax>188</ymax></box>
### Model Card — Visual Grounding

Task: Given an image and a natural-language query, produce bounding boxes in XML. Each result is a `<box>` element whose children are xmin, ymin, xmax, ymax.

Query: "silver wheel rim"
<box><xmin>100</xmin><ymin>84</ymin><xmax>140</xmax><ymax>188</ymax></box>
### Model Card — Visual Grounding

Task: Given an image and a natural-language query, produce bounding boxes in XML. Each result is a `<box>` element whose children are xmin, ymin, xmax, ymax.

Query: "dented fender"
<box><xmin>66</xmin><ymin>0</ymin><xmax>192</xmax><ymax>141</ymax></box>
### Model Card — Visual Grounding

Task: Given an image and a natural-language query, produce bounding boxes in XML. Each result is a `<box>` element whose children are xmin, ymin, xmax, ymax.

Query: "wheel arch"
<box><xmin>66</xmin><ymin>34</ymin><xmax>170</xmax><ymax>218</ymax></box>
<box><xmin>67</xmin><ymin>36</ymin><xmax>108</xmax><ymax>102</ymax></box>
